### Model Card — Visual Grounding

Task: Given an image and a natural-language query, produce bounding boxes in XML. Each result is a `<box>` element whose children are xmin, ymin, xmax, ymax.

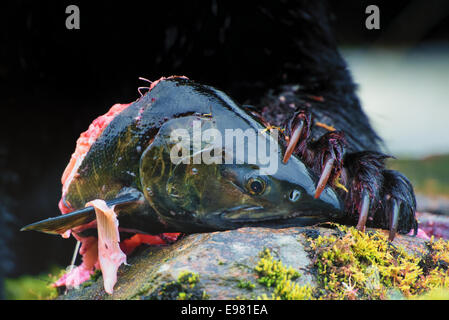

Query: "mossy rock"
<box><xmin>57</xmin><ymin>225</ymin><xmax>449</xmax><ymax>300</ymax></box>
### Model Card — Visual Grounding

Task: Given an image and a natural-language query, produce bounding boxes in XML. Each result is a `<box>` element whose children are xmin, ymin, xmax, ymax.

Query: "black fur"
<box><xmin>243</xmin><ymin>1</ymin><xmax>417</xmax><ymax>233</ymax></box>
<box><xmin>375</xmin><ymin>170</ymin><xmax>418</xmax><ymax>234</ymax></box>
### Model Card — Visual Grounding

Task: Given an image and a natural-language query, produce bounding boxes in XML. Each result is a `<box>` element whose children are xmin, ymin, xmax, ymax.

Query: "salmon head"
<box><xmin>22</xmin><ymin>77</ymin><xmax>343</xmax><ymax>236</ymax></box>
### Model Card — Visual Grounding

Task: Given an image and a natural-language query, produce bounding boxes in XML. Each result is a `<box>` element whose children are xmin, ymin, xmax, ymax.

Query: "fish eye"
<box><xmin>246</xmin><ymin>177</ymin><xmax>266</xmax><ymax>195</ymax></box>
<box><xmin>289</xmin><ymin>189</ymin><xmax>301</xmax><ymax>202</ymax></box>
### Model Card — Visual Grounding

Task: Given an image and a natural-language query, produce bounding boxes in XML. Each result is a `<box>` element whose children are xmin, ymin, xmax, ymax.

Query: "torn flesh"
<box><xmin>55</xmin><ymin>200</ymin><xmax>126</xmax><ymax>294</ymax></box>
<box><xmin>53</xmin><ymin>236</ymin><xmax>98</xmax><ymax>289</ymax></box>
<box><xmin>58</xmin><ymin>102</ymin><xmax>131</xmax><ymax>220</ymax></box>
<box><xmin>54</xmin><ymin>202</ymin><xmax>181</xmax><ymax>293</ymax></box>
<box><xmin>88</xmin><ymin>200</ymin><xmax>127</xmax><ymax>294</ymax></box>
<box><xmin>58</xmin><ymin>76</ymin><xmax>188</xmax><ymax>208</ymax></box>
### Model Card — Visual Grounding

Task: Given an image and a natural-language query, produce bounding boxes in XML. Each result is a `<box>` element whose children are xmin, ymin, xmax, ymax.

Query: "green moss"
<box><xmin>177</xmin><ymin>270</ymin><xmax>200</xmax><ymax>287</ymax></box>
<box><xmin>80</xmin><ymin>269</ymin><xmax>102</xmax><ymax>289</ymax></box>
<box><xmin>308</xmin><ymin>225</ymin><xmax>449</xmax><ymax>300</ymax></box>
<box><xmin>143</xmin><ymin>271</ymin><xmax>208</xmax><ymax>300</ymax></box>
<box><xmin>178</xmin><ymin>292</ymin><xmax>188</xmax><ymax>300</ymax></box>
<box><xmin>237</xmin><ymin>280</ymin><xmax>256</xmax><ymax>291</ymax></box>
<box><xmin>5</xmin><ymin>266</ymin><xmax>65</xmax><ymax>300</ymax></box>
<box><xmin>411</xmin><ymin>288</ymin><xmax>449</xmax><ymax>300</ymax></box>
<box><xmin>254</xmin><ymin>248</ymin><xmax>314</xmax><ymax>300</ymax></box>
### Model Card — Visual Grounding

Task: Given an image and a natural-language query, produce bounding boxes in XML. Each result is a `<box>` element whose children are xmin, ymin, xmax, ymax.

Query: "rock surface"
<box><xmin>416</xmin><ymin>194</ymin><xmax>449</xmax><ymax>216</ymax></box>
<box><xmin>58</xmin><ymin>226</ymin><xmax>428</xmax><ymax>300</ymax></box>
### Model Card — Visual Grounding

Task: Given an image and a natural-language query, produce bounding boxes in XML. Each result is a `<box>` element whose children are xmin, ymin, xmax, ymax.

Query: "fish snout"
<box><xmin>277</xmin><ymin>155</ymin><xmax>343</xmax><ymax>217</ymax></box>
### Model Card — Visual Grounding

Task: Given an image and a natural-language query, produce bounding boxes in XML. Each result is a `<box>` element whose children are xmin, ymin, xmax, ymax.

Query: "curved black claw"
<box><xmin>343</xmin><ymin>151</ymin><xmax>391</xmax><ymax>232</ymax></box>
<box><xmin>282</xmin><ymin>109</ymin><xmax>312</xmax><ymax>163</ymax></box>
<box><xmin>309</xmin><ymin>131</ymin><xmax>346</xmax><ymax>199</ymax></box>
<box><xmin>374</xmin><ymin>170</ymin><xmax>418</xmax><ymax>240</ymax></box>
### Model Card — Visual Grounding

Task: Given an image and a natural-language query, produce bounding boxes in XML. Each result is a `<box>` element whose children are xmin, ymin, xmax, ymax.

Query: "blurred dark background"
<box><xmin>0</xmin><ymin>0</ymin><xmax>448</xmax><ymax>294</ymax></box>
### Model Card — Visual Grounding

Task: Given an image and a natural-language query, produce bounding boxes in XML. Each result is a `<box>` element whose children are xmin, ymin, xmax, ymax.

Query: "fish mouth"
<box><xmin>219</xmin><ymin>205</ymin><xmax>328</xmax><ymax>225</ymax></box>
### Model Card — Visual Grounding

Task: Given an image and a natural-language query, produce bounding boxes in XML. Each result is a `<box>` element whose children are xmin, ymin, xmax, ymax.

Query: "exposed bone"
<box><xmin>138</xmin><ymin>77</ymin><xmax>153</xmax><ymax>84</ymax></box>
<box><xmin>138</xmin><ymin>86</ymin><xmax>150</xmax><ymax>97</ymax></box>
<box><xmin>68</xmin><ymin>240</ymin><xmax>81</xmax><ymax>273</ymax></box>
<box><xmin>53</xmin><ymin>236</ymin><xmax>98</xmax><ymax>290</ymax></box>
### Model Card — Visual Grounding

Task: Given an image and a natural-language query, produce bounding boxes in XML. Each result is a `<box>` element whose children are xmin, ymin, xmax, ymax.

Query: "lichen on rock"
<box><xmin>56</xmin><ymin>225</ymin><xmax>449</xmax><ymax>300</ymax></box>
<box><xmin>306</xmin><ymin>225</ymin><xmax>449</xmax><ymax>299</ymax></box>
<box><xmin>142</xmin><ymin>271</ymin><xmax>208</xmax><ymax>300</ymax></box>
<box><xmin>254</xmin><ymin>248</ymin><xmax>314</xmax><ymax>300</ymax></box>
